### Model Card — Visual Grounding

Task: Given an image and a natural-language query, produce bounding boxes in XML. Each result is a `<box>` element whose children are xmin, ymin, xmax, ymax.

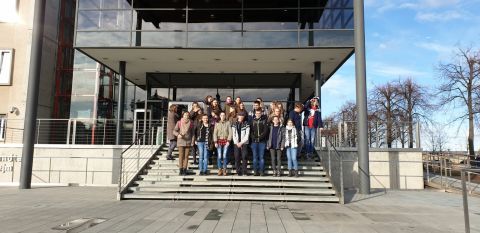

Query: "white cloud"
<box><xmin>415</xmin><ymin>11</ymin><xmax>464</xmax><ymax>22</ymax></box>
<box><xmin>369</xmin><ymin>62</ymin><xmax>428</xmax><ymax>78</ymax></box>
<box><xmin>415</xmin><ymin>42</ymin><xmax>454</xmax><ymax>54</ymax></box>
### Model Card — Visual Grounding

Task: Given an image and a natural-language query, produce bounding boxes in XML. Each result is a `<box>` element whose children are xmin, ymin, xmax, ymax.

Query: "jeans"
<box><xmin>167</xmin><ymin>140</ymin><xmax>177</xmax><ymax>158</ymax></box>
<box><xmin>251</xmin><ymin>142</ymin><xmax>266</xmax><ymax>172</ymax></box>
<box><xmin>269</xmin><ymin>149</ymin><xmax>282</xmax><ymax>171</ymax></box>
<box><xmin>304</xmin><ymin>127</ymin><xmax>317</xmax><ymax>154</ymax></box>
<box><xmin>286</xmin><ymin>147</ymin><xmax>298</xmax><ymax>170</ymax></box>
<box><xmin>297</xmin><ymin>129</ymin><xmax>304</xmax><ymax>157</ymax></box>
<box><xmin>234</xmin><ymin>144</ymin><xmax>248</xmax><ymax>175</ymax></box>
<box><xmin>217</xmin><ymin>144</ymin><xmax>229</xmax><ymax>169</ymax></box>
<box><xmin>197</xmin><ymin>142</ymin><xmax>209</xmax><ymax>172</ymax></box>
<box><xmin>190</xmin><ymin>145</ymin><xmax>197</xmax><ymax>162</ymax></box>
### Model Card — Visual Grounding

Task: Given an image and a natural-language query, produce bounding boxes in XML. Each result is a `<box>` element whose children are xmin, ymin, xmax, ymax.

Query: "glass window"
<box><xmin>234</xmin><ymin>89</ymin><xmax>290</xmax><ymax>102</ymax></box>
<box><xmin>78</xmin><ymin>0</ymin><xmax>100</xmax><ymax>9</ymax></box>
<box><xmin>79</xmin><ymin>0</ymin><xmax>132</xmax><ymax>9</ymax></box>
<box><xmin>244</xmin><ymin>0</ymin><xmax>298</xmax><ymax>8</ymax></box>
<box><xmin>188</xmin><ymin>10</ymin><xmax>241</xmax><ymax>31</ymax></box>
<box><xmin>132</xmin><ymin>31</ymin><xmax>186</xmax><ymax>47</ymax></box>
<box><xmin>73</xmin><ymin>51</ymin><xmax>97</xmax><ymax>70</ymax></box>
<box><xmin>133</xmin><ymin>0</ymin><xmax>186</xmax><ymax>9</ymax></box>
<box><xmin>70</xmin><ymin>96</ymin><xmax>95</xmax><ymax>118</ymax></box>
<box><xmin>76</xmin><ymin>31</ymin><xmax>131</xmax><ymax>47</ymax></box>
<box><xmin>77</xmin><ymin>10</ymin><xmax>131</xmax><ymax>30</ymax></box>
<box><xmin>244</xmin><ymin>31</ymin><xmax>298</xmax><ymax>48</ymax></box>
<box><xmin>188</xmin><ymin>32</ymin><xmax>242</xmax><ymax>48</ymax></box>
<box><xmin>72</xmin><ymin>71</ymin><xmax>98</xmax><ymax>95</ymax></box>
<box><xmin>243</xmin><ymin>9</ymin><xmax>298</xmax><ymax>30</ymax></box>
<box><xmin>299</xmin><ymin>29</ymin><xmax>353</xmax><ymax>47</ymax></box>
<box><xmin>189</xmin><ymin>0</ymin><xmax>241</xmax><ymax>9</ymax></box>
<box><xmin>133</xmin><ymin>10</ymin><xmax>186</xmax><ymax>31</ymax></box>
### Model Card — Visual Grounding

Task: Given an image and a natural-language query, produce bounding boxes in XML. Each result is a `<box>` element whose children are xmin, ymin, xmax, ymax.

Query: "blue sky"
<box><xmin>322</xmin><ymin>0</ymin><xmax>480</xmax><ymax>151</ymax></box>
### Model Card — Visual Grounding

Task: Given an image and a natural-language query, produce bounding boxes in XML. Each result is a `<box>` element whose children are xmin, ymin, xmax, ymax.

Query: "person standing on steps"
<box><xmin>250</xmin><ymin>109</ymin><xmax>269</xmax><ymax>176</ymax></box>
<box><xmin>285</xmin><ymin>119</ymin><xmax>300</xmax><ymax>177</ymax></box>
<box><xmin>266</xmin><ymin>116</ymin><xmax>285</xmax><ymax>177</ymax></box>
<box><xmin>193</xmin><ymin>114</ymin><xmax>213</xmax><ymax>176</ymax></box>
<box><xmin>267</xmin><ymin>116</ymin><xmax>285</xmax><ymax>177</ymax></box>
<box><xmin>213</xmin><ymin>112</ymin><xmax>232</xmax><ymax>176</ymax></box>
<box><xmin>190</xmin><ymin>102</ymin><xmax>203</xmax><ymax>165</ymax></box>
<box><xmin>232</xmin><ymin>111</ymin><xmax>250</xmax><ymax>176</ymax></box>
<box><xmin>303</xmin><ymin>97</ymin><xmax>323</xmax><ymax>160</ymax></box>
<box><xmin>289</xmin><ymin>102</ymin><xmax>304</xmax><ymax>159</ymax></box>
<box><xmin>166</xmin><ymin>104</ymin><xmax>179</xmax><ymax>160</ymax></box>
<box><xmin>173</xmin><ymin>111</ymin><xmax>194</xmax><ymax>176</ymax></box>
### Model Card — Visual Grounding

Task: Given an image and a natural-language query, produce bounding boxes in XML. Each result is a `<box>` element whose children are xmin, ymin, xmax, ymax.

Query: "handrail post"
<box><xmin>461</xmin><ymin>170</ymin><xmax>470</xmax><ymax>233</ymax></box>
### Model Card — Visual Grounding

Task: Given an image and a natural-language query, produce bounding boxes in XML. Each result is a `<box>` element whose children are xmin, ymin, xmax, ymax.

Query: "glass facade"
<box><xmin>75</xmin><ymin>0</ymin><xmax>354</xmax><ymax>48</ymax></box>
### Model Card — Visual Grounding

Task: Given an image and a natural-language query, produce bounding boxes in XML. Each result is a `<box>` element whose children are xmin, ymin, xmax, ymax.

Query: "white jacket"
<box><xmin>232</xmin><ymin>121</ymin><xmax>250</xmax><ymax>145</ymax></box>
<box><xmin>284</xmin><ymin>126</ymin><xmax>299</xmax><ymax>148</ymax></box>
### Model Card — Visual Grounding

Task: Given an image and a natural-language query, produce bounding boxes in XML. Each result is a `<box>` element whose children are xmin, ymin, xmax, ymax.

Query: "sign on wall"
<box><xmin>0</xmin><ymin>49</ymin><xmax>14</xmax><ymax>85</ymax></box>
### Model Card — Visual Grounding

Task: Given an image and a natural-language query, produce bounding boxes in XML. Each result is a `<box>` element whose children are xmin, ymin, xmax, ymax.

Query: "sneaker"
<box><xmin>277</xmin><ymin>171</ymin><xmax>282</xmax><ymax>177</ymax></box>
<box><xmin>294</xmin><ymin>170</ymin><xmax>299</xmax><ymax>177</ymax></box>
<box><xmin>260</xmin><ymin>171</ymin><xmax>265</xmax><ymax>176</ymax></box>
<box><xmin>179</xmin><ymin>169</ymin><xmax>183</xmax><ymax>175</ymax></box>
<box><xmin>199</xmin><ymin>171</ymin><xmax>204</xmax><ymax>176</ymax></box>
<box><xmin>254</xmin><ymin>171</ymin><xmax>259</xmax><ymax>176</ymax></box>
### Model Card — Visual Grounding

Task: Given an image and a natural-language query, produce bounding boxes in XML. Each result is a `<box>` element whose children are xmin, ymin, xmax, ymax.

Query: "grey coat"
<box><xmin>266</xmin><ymin>125</ymin><xmax>285</xmax><ymax>150</ymax></box>
<box><xmin>167</xmin><ymin>111</ymin><xmax>179</xmax><ymax>141</ymax></box>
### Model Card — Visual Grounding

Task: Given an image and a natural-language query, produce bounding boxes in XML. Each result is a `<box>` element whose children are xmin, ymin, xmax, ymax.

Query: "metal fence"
<box><xmin>423</xmin><ymin>152</ymin><xmax>480</xmax><ymax>195</ymax></box>
<box><xmin>117</xmin><ymin>118</ymin><xmax>166</xmax><ymax>198</ymax></box>
<box><xmin>321</xmin><ymin>121</ymin><xmax>421</xmax><ymax>149</ymax></box>
<box><xmin>1</xmin><ymin>118</ymin><xmax>168</xmax><ymax>145</ymax></box>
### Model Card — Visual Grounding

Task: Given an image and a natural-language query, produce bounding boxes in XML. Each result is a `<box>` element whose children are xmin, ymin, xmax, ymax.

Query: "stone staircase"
<box><xmin>122</xmin><ymin>145</ymin><xmax>339</xmax><ymax>202</ymax></box>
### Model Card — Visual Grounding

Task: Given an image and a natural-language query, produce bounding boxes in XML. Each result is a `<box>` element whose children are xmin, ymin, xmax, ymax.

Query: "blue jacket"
<box><xmin>288</xmin><ymin>110</ymin><xmax>303</xmax><ymax>130</ymax></box>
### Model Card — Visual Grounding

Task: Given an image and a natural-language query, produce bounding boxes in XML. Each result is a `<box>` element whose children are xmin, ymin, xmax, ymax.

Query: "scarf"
<box><xmin>179</xmin><ymin>118</ymin><xmax>191</xmax><ymax>135</ymax></box>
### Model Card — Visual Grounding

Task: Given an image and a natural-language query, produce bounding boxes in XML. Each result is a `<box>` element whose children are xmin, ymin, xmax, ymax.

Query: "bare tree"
<box><xmin>437</xmin><ymin>47</ymin><xmax>480</xmax><ymax>156</ymax></box>
<box><xmin>369</xmin><ymin>83</ymin><xmax>402</xmax><ymax>148</ymax></box>
<box><xmin>425</xmin><ymin>123</ymin><xmax>448</xmax><ymax>153</ymax></box>
<box><xmin>396</xmin><ymin>78</ymin><xmax>434</xmax><ymax>148</ymax></box>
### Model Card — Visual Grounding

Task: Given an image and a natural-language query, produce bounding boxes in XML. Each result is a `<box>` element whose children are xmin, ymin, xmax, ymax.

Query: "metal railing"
<box><xmin>322</xmin><ymin>120</ymin><xmax>421</xmax><ymax>149</ymax></box>
<box><xmin>1</xmin><ymin>118</ymin><xmax>168</xmax><ymax>145</ymax></box>
<box><xmin>117</xmin><ymin>117</ymin><xmax>167</xmax><ymax>198</ymax></box>
<box><xmin>423</xmin><ymin>152</ymin><xmax>480</xmax><ymax>195</ymax></box>
<box><xmin>461</xmin><ymin>168</ymin><xmax>480</xmax><ymax>233</ymax></box>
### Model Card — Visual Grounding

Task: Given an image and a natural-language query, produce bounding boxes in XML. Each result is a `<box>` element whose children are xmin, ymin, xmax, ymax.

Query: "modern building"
<box><xmin>0</xmin><ymin>0</ymin><xmax>424</xmax><ymax>202</ymax></box>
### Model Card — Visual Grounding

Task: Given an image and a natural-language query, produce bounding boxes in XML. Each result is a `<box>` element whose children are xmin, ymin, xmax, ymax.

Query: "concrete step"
<box><xmin>152</xmin><ymin>158</ymin><xmax>322</xmax><ymax>166</ymax></box>
<box><xmin>128</xmin><ymin>186</ymin><xmax>336</xmax><ymax>195</ymax></box>
<box><xmin>144</xmin><ymin>169</ymin><xmax>326</xmax><ymax>176</ymax></box>
<box><xmin>135</xmin><ymin>179</ymin><xmax>333</xmax><ymax>187</ymax></box>
<box><xmin>122</xmin><ymin>193</ymin><xmax>339</xmax><ymax>202</ymax></box>
<box><xmin>138</xmin><ymin>175</ymin><xmax>330</xmax><ymax>182</ymax></box>
<box><xmin>148</xmin><ymin>164</ymin><xmax>324</xmax><ymax>171</ymax></box>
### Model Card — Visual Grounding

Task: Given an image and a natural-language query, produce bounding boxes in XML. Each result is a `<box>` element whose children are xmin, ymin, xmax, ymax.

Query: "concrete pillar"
<box><xmin>354</xmin><ymin>0</ymin><xmax>370</xmax><ymax>194</ymax></box>
<box><xmin>115</xmin><ymin>61</ymin><xmax>126</xmax><ymax>145</ymax></box>
<box><xmin>19</xmin><ymin>0</ymin><xmax>47</xmax><ymax>189</ymax></box>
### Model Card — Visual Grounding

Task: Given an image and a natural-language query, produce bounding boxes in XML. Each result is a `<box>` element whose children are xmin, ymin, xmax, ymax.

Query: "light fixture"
<box><xmin>102</xmin><ymin>57</ymin><xmax>109</xmax><ymax>60</ymax></box>
<box><xmin>140</xmin><ymin>57</ymin><xmax>147</xmax><ymax>60</ymax></box>
<box><xmin>177</xmin><ymin>58</ymin><xmax>184</xmax><ymax>61</ymax></box>
<box><xmin>214</xmin><ymin>58</ymin><xmax>221</xmax><ymax>61</ymax></box>
<box><xmin>290</xmin><ymin>58</ymin><xmax>296</xmax><ymax>61</ymax></box>
<box><xmin>252</xmin><ymin>58</ymin><xmax>258</xmax><ymax>61</ymax></box>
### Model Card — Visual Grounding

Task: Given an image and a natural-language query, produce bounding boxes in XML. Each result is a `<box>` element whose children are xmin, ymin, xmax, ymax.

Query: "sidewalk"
<box><xmin>0</xmin><ymin>186</ymin><xmax>479</xmax><ymax>233</ymax></box>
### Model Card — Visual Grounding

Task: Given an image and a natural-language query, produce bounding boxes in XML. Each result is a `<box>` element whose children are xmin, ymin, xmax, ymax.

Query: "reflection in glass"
<box><xmin>76</xmin><ymin>32</ymin><xmax>131</xmax><ymax>47</ymax></box>
<box><xmin>77</xmin><ymin>10</ymin><xmax>131</xmax><ymax>30</ymax></box>
<box><xmin>70</xmin><ymin>96</ymin><xmax>95</xmax><ymax>118</ymax></box>
<box><xmin>188</xmin><ymin>10</ymin><xmax>241</xmax><ymax>31</ymax></box>
<box><xmin>299</xmin><ymin>30</ymin><xmax>353</xmax><ymax>47</ymax></box>
<box><xmin>74</xmin><ymin>51</ymin><xmax>97</xmax><ymax>69</ymax></box>
<box><xmin>244</xmin><ymin>0</ymin><xmax>298</xmax><ymax>8</ymax></box>
<box><xmin>133</xmin><ymin>32</ymin><xmax>186</xmax><ymax>47</ymax></box>
<box><xmin>72</xmin><ymin>71</ymin><xmax>97</xmax><ymax>95</ymax></box>
<box><xmin>243</xmin><ymin>10</ymin><xmax>298</xmax><ymax>30</ymax></box>
<box><xmin>133</xmin><ymin>10</ymin><xmax>186</xmax><ymax>31</ymax></box>
<box><xmin>244</xmin><ymin>31</ymin><xmax>298</xmax><ymax>48</ymax></box>
<box><xmin>188</xmin><ymin>32</ymin><xmax>242</xmax><ymax>48</ymax></box>
<box><xmin>300</xmin><ymin>8</ymin><xmax>353</xmax><ymax>29</ymax></box>
<box><xmin>189</xmin><ymin>0</ymin><xmax>241</xmax><ymax>9</ymax></box>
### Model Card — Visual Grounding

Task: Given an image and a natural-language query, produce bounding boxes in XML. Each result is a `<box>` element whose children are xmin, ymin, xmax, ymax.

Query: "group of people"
<box><xmin>166</xmin><ymin>95</ymin><xmax>323</xmax><ymax>177</ymax></box>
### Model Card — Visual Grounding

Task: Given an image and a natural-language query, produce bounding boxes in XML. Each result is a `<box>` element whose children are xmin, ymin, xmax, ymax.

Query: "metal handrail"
<box><xmin>117</xmin><ymin>117</ymin><xmax>166</xmax><ymax>198</ymax></box>
<box><xmin>461</xmin><ymin>168</ymin><xmax>480</xmax><ymax>233</ymax></box>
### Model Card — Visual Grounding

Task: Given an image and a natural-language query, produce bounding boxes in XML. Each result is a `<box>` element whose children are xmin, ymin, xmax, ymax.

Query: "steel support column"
<box><xmin>19</xmin><ymin>0</ymin><xmax>47</xmax><ymax>189</ymax></box>
<box><xmin>314</xmin><ymin>61</ymin><xmax>322</xmax><ymax>110</ymax></box>
<box><xmin>354</xmin><ymin>0</ymin><xmax>370</xmax><ymax>194</ymax></box>
<box><xmin>115</xmin><ymin>61</ymin><xmax>126</xmax><ymax>145</ymax></box>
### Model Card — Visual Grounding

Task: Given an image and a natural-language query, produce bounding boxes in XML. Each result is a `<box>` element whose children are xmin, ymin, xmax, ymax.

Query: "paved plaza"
<box><xmin>0</xmin><ymin>186</ymin><xmax>479</xmax><ymax>233</ymax></box>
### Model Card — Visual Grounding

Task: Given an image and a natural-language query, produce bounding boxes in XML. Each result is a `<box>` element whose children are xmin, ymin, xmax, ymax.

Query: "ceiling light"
<box><xmin>188</xmin><ymin>70</ymin><xmax>193</xmax><ymax>73</ymax></box>
<box><xmin>214</xmin><ymin>58</ymin><xmax>221</xmax><ymax>61</ymax></box>
<box><xmin>329</xmin><ymin>58</ymin><xmax>335</xmax><ymax>61</ymax></box>
<box><xmin>140</xmin><ymin>58</ymin><xmax>147</xmax><ymax>60</ymax></box>
<box><xmin>290</xmin><ymin>58</ymin><xmax>296</xmax><ymax>61</ymax></box>
<box><xmin>177</xmin><ymin>58</ymin><xmax>184</xmax><ymax>61</ymax></box>
<box><xmin>252</xmin><ymin>58</ymin><xmax>258</xmax><ymax>61</ymax></box>
<box><xmin>102</xmin><ymin>57</ymin><xmax>108</xmax><ymax>60</ymax></box>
